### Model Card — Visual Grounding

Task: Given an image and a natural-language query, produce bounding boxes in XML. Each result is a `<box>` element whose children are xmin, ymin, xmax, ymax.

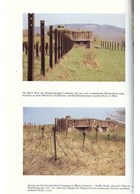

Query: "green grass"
<box><xmin>23</xmin><ymin>44</ymin><xmax>125</xmax><ymax>81</ymax></box>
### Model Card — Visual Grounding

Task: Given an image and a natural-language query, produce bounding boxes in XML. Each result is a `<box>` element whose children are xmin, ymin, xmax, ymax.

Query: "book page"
<box><xmin>6</xmin><ymin>0</ymin><xmax>133</xmax><ymax>193</ymax></box>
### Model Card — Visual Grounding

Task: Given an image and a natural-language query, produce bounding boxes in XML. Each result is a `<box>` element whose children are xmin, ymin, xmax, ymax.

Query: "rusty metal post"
<box><xmin>58</xmin><ymin>30</ymin><xmax>61</xmax><ymax>60</ymax></box>
<box><xmin>108</xmin><ymin>134</ymin><xmax>110</xmax><ymax>141</ymax></box>
<box><xmin>117</xmin><ymin>42</ymin><xmax>119</xmax><ymax>50</ymax></box>
<box><xmin>28</xmin><ymin>13</ymin><xmax>34</xmax><ymax>81</ymax></box>
<box><xmin>41</xmin><ymin>126</ymin><xmax>45</xmax><ymax>139</ymax></box>
<box><xmin>106</xmin><ymin>41</ymin><xmax>108</xmax><ymax>49</ymax></box>
<box><xmin>25</xmin><ymin>42</ymin><xmax>28</xmax><ymax>55</ymax></box>
<box><xmin>61</xmin><ymin>32</ymin><xmax>63</xmax><ymax>58</ymax></box>
<box><xmin>102</xmin><ymin>41</ymin><xmax>104</xmax><ymax>48</ymax></box>
<box><xmin>23</xmin><ymin>42</ymin><xmax>24</xmax><ymax>52</ymax></box>
<box><xmin>110</xmin><ymin>41</ymin><xmax>111</xmax><ymax>50</ymax></box>
<box><xmin>40</xmin><ymin>20</ymin><xmax>45</xmax><ymax>76</ymax></box>
<box><xmin>65</xmin><ymin>36</ymin><xmax>68</xmax><ymax>53</ymax></box>
<box><xmin>49</xmin><ymin>25</ymin><xmax>53</xmax><ymax>69</ymax></box>
<box><xmin>114</xmin><ymin>42</ymin><xmax>116</xmax><ymax>50</ymax></box>
<box><xmin>63</xmin><ymin>34</ymin><xmax>65</xmax><ymax>55</ymax></box>
<box><xmin>105</xmin><ymin>41</ymin><xmax>107</xmax><ymax>49</ymax></box>
<box><xmin>107</xmin><ymin>41</ymin><xmax>109</xmax><ymax>49</ymax></box>
<box><xmin>35</xmin><ymin>41</ymin><xmax>39</xmax><ymax>57</ymax></box>
<box><xmin>45</xmin><ymin>42</ymin><xmax>48</xmax><ymax>55</ymax></box>
<box><xmin>70</xmin><ymin>39</ymin><xmax>73</xmax><ymax>50</ymax></box>
<box><xmin>54</xmin><ymin>118</ymin><xmax>57</xmax><ymax>161</ymax></box>
<box><xmin>112</xmin><ymin>42</ymin><xmax>114</xmax><ymax>50</ymax></box>
<box><xmin>54</xmin><ymin>28</ymin><xmax>58</xmax><ymax>64</ymax></box>
<box><xmin>96</xmin><ymin>129</ymin><xmax>98</xmax><ymax>143</ymax></box>
<box><xmin>83</xmin><ymin>132</ymin><xmax>86</xmax><ymax>147</ymax></box>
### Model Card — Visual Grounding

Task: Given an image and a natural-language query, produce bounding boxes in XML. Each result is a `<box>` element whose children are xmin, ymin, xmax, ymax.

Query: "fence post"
<box><xmin>114</xmin><ymin>42</ymin><xmax>116</xmax><ymax>50</ymax></box>
<box><xmin>63</xmin><ymin>34</ymin><xmax>65</xmax><ymax>55</ymax></box>
<box><xmin>96</xmin><ymin>129</ymin><xmax>98</xmax><ymax>143</ymax></box>
<box><xmin>101</xmin><ymin>41</ymin><xmax>103</xmax><ymax>48</ymax></box>
<box><xmin>110</xmin><ymin>41</ymin><xmax>111</xmax><ymax>50</ymax></box>
<box><xmin>83</xmin><ymin>132</ymin><xmax>86</xmax><ymax>147</ymax></box>
<box><xmin>45</xmin><ymin>42</ymin><xmax>48</xmax><ymax>55</ymax></box>
<box><xmin>108</xmin><ymin>134</ymin><xmax>110</xmax><ymax>141</ymax></box>
<box><xmin>61</xmin><ymin>32</ymin><xmax>63</xmax><ymax>58</ymax></box>
<box><xmin>58</xmin><ymin>30</ymin><xmax>61</xmax><ymax>60</ymax></box>
<box><xmin>107</xmin><ymin>41</ymin><xmax>109</xmax><ymax>49</ymax></box>
<box><xmin>105</xmin><ymin>41</ymin><xmax>107</xmax><ymax>49</ymax></box>
<box><xmin>54</xmin><ymin>118</ymin><xmax>57</xmax><ymax>161</ymax></box>
<box><xmin>23</xmin><ymin>42</ymin><xmax>25</xmax><ymax>52</ymax></box>
<box><xmin>40</xmin><ymin>20</ymin><xmax>45</xmax><ymax>76</ymax></box>
<box><xmin>54</xmin><ymin>28</ymin><xmax>58</xmax><ymax>64</ymax></box>
<box><xmin>103</xmin><ymin>41</ymin><xmax>105</xmax><ymax>48</ymax></box>
<box><xmin>49</xmin><ymin>25</ymin><xmax>53</xmax><ymax>69</ymax></box>
<box><xmin>24</xmin><ymin>42</ymin><xmax>28</xmax><ymax>55</ymax></box>
<box><xmin>28</xmin><ymin>13</ymin><xmax>34</xmax><ymax>81</ymax></box>
<box><xmin>35</xmin><ymin>41</ymin><xmax>39</xmax><ymax>57</ymax></box>
<box><xmin>112</xmin><ymin>42</ymin><xmax>114</xmax><ymax>50</ymax></box>
<box><xmin>117</xmin><ymin>42</ymin><xmax>119</xmax><ymax>50</ymax></box>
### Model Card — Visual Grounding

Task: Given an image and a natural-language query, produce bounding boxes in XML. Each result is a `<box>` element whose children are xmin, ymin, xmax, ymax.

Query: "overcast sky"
<box><xmin>23</xmin><ymin>107</ymin><xmax>123</xmax><ymax>125</ymax></box>
<box><xmin>23</xmin><ymin>13</ymin><xmax>125</xmax><ymax>29</ymax></box>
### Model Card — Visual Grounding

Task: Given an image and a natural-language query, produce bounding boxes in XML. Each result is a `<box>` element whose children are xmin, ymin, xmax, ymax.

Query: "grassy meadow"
<box><xmin>23</xmin><ymin>36</ymin><xmax>125</xmax><ymax>81</ymax></box>
<box><xmin>23</xmin><ymin>125</ymin><xmax>125</xmax><ymax>175</ymax></box>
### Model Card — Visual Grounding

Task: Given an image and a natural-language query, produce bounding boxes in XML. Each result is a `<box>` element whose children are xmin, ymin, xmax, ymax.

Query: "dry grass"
<box><xmin>83</xmin><ymin>50</ymin><xmax>100</xmax><ymax>68</ymax></box>
<box><xmin>23</xmin><ymin>126</ymin><xmax>125</xmax><ymax>176</ymax></box>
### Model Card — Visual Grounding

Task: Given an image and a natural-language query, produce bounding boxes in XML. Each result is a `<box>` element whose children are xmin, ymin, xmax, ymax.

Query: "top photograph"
<box><xmin>23</xmin><ymin>13</ymin><xmax>125</xmax><ymax>81</ymax></box>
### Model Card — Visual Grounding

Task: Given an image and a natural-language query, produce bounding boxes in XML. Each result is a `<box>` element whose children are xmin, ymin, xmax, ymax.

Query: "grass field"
<box><xmin>23</xmin><ymin>125</ymin><xmax>125</xmax><ymax>175</ymax></box>
<box><xmin>23</xmin><ymin>41</ymin><xmax>125</xmax><ymax>81</ymax></box>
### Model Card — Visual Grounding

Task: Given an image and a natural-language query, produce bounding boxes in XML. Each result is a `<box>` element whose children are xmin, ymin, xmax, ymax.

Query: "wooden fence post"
<box><xmin>40</xmin><ymin>20</ymin><xmax>45</xmax><ymax>76</ymax></box>
<box><xmin>28</xmin><ymin>13</ymin><xmax>34</xmax><ymax>81</ymax></box>
<box><xmin>49</xmin><ymin>25</ymin><xmax>53</xmax><ymax>69</ymax></box>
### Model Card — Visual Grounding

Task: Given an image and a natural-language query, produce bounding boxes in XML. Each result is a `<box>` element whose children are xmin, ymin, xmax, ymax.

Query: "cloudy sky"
<box><xmin>23</xmin><ymin>13</ymin><xmax>125</xmax><ymax>29</ymax></box>
<box><xmin>23</xmin><ymin>107</ymin><xmax>123</xmax><ymax>125</ymax></box>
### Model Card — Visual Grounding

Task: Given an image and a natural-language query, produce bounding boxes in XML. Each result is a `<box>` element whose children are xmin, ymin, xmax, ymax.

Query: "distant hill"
<box><xmin>23</xmin><ymin>23</ymin><xmax>125</xmax><ymax>42</ymax></box>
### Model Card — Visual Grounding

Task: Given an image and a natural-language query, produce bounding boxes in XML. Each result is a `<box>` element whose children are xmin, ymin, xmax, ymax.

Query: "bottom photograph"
<box><xmin>23</xmin><ymin>107</ymin><xmax>125</xmax><ymax>176</ymax></box>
